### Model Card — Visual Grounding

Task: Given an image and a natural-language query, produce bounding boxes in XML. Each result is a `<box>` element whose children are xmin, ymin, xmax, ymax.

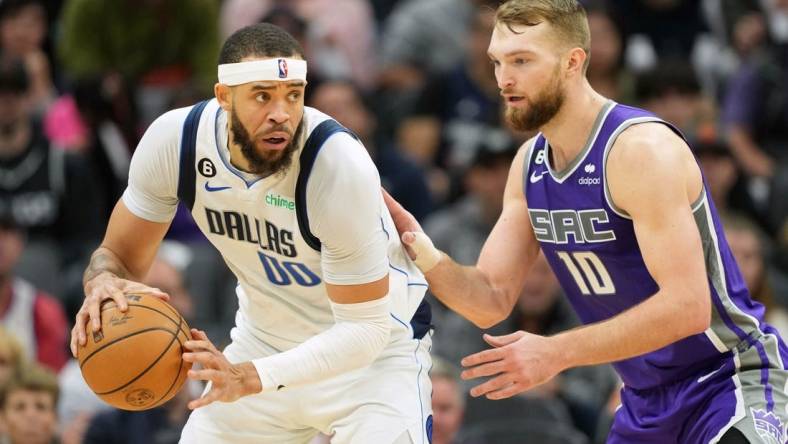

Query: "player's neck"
<box><xmin>540</xmin><ymin>85</ymin><xmax>608</xmax><ymax>173</ymax></box>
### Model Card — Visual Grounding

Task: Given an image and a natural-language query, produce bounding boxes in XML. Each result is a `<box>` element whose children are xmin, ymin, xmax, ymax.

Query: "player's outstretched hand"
<box><xmin>460</xmin><ymin>331</ymin><xmax>566</xmax><ymax>400</ymax></box>
<box><xmin>382</xmin><ymin>188</ymin><xmax>442</xmax><ymax>273</ymax></box>
<box><xmin>71</xmin><ymin>273</ymin><xmax>169</xmax><ymax>357</ymax></box>
<box><xmin>183</xmin><ymin>329</ymin><xmax>262</xmax><ymax>410</ymax></box>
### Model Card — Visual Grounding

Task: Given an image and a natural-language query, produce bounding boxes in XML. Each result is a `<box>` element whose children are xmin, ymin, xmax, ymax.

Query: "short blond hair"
<box><xmin>0</xmin><ymin>327</ymin><xmax>25</xmax><ymax>377</ymax></box>
<box><xmin>0</xmin><ymin>363</ymin><xmax>59</xmax><ymax>409</ymax></box>
<box><xmin>496</xmin><ymin>0</ymin><xmax>590</xmax><ymax>71</ymax></box>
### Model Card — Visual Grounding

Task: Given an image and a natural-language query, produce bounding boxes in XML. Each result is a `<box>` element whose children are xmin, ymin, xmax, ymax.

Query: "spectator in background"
<box><xmin>424</xmin><ymin>141</ymin><xmax>516</xmax><ymax>275</ymax></box>
<box><xmin>722</xmin><ymin>8</ymin><xmax>788</xmax><ymax>180</ymax></box>
<box><xmin>379</xmin><ymin>0</ymin><xmax>475</xmax><ymax>91</ymax></box>
<box><xmin>0</xmin><ymin>59</ymin><xmax>102</xmax><ymax>299</ymax></box>
<box><xmin>635</xmin><ymin>60</ymin><xmax>717</xmax><ymax>144</ymax></box>
<box><xmin>309</xmin><ymin>80</ymin><xmax>434</xmax><ymax>221</ymax></box>
<box><xmin>0</xmin><ymin>327</ymin><xmax>23</xmax><ymax>439</ymax></box>
<box><xmin>397</xmin><ymin>5</ymin><xmax>513</xmax><ymax>203</ymax></box>
<box><xmin>0</xmin><ymin>0</ymin><xmax>54</xmax><ymax>114</ymax></box>
<box><xmin>0</xmin><ymin>327</ymin><xmax>23</xmax><ymax>389</ymax></box>
<box><xmin>57</xmin><ymin>0</ymin><xmax>220</xmax><ymax>125</ymax></box>
<box><xmin>695</xmin><ymin>140</ymin><xmax>765</xmax><ymax>229</ymax></box>
<box><xmin>220</xmin><ymin>0</ymin><xmax>378</xmax><ymax>90</ymax></box>
<box><xmin>723</xmin><ymin>213</ymin><xmax>788</xmax><ymax>335</ymax></box>
<box><xmin>609</xmin><ymin>0</ymin><xmax>708</xmax><ymax>69</ymax></box>
<box><xmin>0</xmin><ymin>363</ymin><xmax>59</xmax><ymax>444</ymax></box>
<box><xmin>82</xmin><ymin>383</ymin><xmax>192</xmax><ymax>444</ymax></box>
<box><xmin>433</xmin><ymin>254</ymin><xmax>617</xmax><ymax>440</ymax></box>
<box><xmin>81</xmin><ymin>247</ymin><xmax>198</xmax><ymax>444</ymax></box>
<box><xmin>0</xmin><ymin>218</ymin><xmax>68</xmax><ymax>373</ymax></box>
<box><xmin>585</xmin><ymin>3</ymin><xmax>636</xmax><ymax>104</ymax></box>
<box><xmin>68</xmin><ymin>77</ymin><xmax>131</xmax><ymax>222</ymax></box>
<box><xmin>431</xmin><ymin>357</ymin><xmax>472</xmax><ymax>444</ymax></box>
<box><xmin>42</xmin><ymin>76</ymin><xmax>132</xmax><ymax>224</ymax></box>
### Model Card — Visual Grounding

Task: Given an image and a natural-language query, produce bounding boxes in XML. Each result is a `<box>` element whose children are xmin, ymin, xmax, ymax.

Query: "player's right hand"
<box><xmin>70</xmin><ymin>272</ymin><xmax>169</xmax><ymax>357</ymax></box>
<box><xmin>382</xmin><ymin>188</ymin><xmax>442</xmax><ymax>273</ymax></box>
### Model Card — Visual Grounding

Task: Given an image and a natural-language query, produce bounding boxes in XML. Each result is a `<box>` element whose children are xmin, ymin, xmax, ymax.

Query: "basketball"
<box><xmin>77</xmin><ymin>293</ymin><xmax>192</xmax><ymax>411</ymax></box>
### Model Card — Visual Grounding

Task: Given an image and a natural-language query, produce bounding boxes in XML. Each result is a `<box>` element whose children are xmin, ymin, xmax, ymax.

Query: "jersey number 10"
<box><xmin>556</xmin><ymin>251</ymin><xmax>615</xmax><ymax>295</ymax></box>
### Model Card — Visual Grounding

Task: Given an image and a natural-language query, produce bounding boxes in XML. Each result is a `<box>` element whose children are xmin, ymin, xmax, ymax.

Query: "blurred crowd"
<box><xmin>0</xmin><ymin>0</ymin><xmax>785</xmax><ymax>443</ymax></box>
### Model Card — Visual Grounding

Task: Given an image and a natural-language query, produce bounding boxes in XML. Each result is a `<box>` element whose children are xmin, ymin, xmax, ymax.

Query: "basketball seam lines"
<box><xmin>81</xmin><ymin>300</ymin><xmax>191</xmax><ymax>402</ymax></box>
<box><xmin>92</xmin><ymin>324</ymin><xmax>181</xmax><ymax>395</ymax></box>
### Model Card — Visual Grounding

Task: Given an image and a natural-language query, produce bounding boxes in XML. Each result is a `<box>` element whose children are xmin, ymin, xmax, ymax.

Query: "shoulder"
<box><xmin>607</xmin><ymin>122</ymin><xmax>687</xmax><ymax>173</ymax></box>
<box><xmin>606</xmin><ymin>122</ymin><xmax>700</xmax><ymax>215</ymax></box>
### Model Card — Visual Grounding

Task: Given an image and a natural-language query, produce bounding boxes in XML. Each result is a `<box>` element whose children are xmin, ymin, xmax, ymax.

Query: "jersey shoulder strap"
<box><xmin>177</xmin><ymin>100</ymin><xmax>210</xmax><ymax>211</ymax></box>
<box><xmin>295</xmin><ymin>119</ymin><xmax>358</xmax><ymax>252</ymax></box>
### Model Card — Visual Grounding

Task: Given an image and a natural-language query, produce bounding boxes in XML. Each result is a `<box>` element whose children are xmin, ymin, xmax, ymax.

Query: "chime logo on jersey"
<box><xmin>278</xmin><ymin>59</ymin><xmax>288</xmax><ymax>78</ymax></box>
<box><xmin>265</xmin><ymin>193</ymin><xmax>295</xmax><ymax>210</ymax></box>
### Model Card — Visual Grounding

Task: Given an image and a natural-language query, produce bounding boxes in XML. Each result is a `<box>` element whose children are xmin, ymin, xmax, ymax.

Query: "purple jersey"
<box><xmin>523</xmin><ymin>101</ymin><xmax>788</xmax><ymax>391</ymax></box>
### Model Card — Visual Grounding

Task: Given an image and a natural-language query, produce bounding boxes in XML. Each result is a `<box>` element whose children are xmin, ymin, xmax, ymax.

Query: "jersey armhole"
<box><xmin>521</xmin><ymin>136</ymin><xmax>539</xmax><ymax>193</ymax></box>
<box><xmin>177</xmin><ymin>100</ymin><xmax>210</xmax><ymax>212</ymax></box>
<box><xmin>602</xmin><ymin>117</ymin><xmax>667</xmax><ymax>220</ymax></box>
<box><xmin>295</xmin><ymin>119</ymin><xmax>359</xmax><ymax>252</ymax></box>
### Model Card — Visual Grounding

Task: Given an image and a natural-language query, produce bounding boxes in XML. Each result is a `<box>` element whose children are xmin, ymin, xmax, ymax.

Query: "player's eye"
<box><xmin>514</xmin><ymin>58</ymin><xmax>526</xmax><ymax>65</ymax></box>
<box><xmin>288</xmin><ymin>91</ymin><xmax>301</xmax><ymax>101</ymax></box>
<box><xmin>490</xmin><ymin>59</ymin><xmax>500</xmax><ymax>67</ymax></box>
<box><xmin>256</xmin><ymin>93</ymin><xmax>270</xmax><ymax>103</ymax></box>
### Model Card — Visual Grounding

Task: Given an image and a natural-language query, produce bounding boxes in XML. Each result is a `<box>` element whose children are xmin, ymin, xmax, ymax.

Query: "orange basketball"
<box><xmin>77</xmin><ymin>293</ymin><xmax>192</xmax><ymax>411</ymax></box>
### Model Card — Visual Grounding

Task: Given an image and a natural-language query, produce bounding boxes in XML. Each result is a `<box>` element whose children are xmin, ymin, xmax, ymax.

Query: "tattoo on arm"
<box><xmin>83</xmin><ymin>247</ymin><xmax>132</xmax><ymax>285</ymax></box>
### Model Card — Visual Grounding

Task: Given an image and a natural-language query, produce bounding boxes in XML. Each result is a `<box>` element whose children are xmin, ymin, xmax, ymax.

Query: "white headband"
<box><xmin>218</xmin><ymin>58</ymin><xmax>307</xmax><ymax>85</ymax></box>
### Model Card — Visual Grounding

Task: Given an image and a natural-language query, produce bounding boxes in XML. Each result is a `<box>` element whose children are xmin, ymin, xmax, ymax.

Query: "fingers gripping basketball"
<box><xmin>76</xmin><ymin>294</ymin><xmax>192</xmax><ymax>411</ymax></box>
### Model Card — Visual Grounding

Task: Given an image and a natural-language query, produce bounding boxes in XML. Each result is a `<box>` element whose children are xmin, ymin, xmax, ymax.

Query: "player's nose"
<box><xmin>496</xmin><ymin>66</ymin><xmax>516</xmax><ymax>90</ymax></box>
<box><xmin>267</xmin><ymin>103</ymin><xmax>290</xmax><ymax>125</ymax></box>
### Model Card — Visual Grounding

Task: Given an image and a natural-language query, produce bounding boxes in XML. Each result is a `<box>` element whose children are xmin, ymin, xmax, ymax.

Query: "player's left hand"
<box><xmin>460</xmin><ymin>331</ymin><xmax>566</xmax><ymax>400</ymax></box>
<box><xmin>183</xmin><ymin>329</ymin><xmax>262</xmax><ymax>409</ymax></box>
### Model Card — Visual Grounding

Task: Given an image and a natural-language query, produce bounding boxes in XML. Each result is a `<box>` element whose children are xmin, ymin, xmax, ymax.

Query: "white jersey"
<box><xmin>122</xmin><ymin>99</ymin><xmax>429</xmax><ymax>351</ymax></box>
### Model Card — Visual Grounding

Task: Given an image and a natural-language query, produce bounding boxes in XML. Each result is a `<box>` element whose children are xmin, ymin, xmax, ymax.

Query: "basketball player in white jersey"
<box><xmin>69</xmin><ymin>23</ymin><xmax>433</xmax><ymax>444</ymax></box>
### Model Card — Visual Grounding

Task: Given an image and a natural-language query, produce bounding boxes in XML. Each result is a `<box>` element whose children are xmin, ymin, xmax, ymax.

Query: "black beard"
<box><xmin>230</xmin><ymin>111</ymin><xmax>303</xmax><ymax>177</ymax></box>
<box><xmin>505</xmin><ymin>76</ymin><xmax>566</xmax><ymax>132</ymax></box>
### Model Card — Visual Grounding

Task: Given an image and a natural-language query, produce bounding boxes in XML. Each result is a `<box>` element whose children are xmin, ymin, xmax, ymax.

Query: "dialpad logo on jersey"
<box><xmin>579</xmin><ymin>164</ymin><xmax>600</xmax><ymax>185</ymax></box>
<box><xmin>751</xmin><ymin>408</ymin><xmax>786</xmax><ymax>444</ymax></box>
<box><xmin>529</xmin><ymin>208</ymin><xmax>616</xmax><ymax>244</ymax></box>
<box><xmin>197</xmin><ymin>158</ymin><xmax>217</xmax><ymax>178</ymax></box>
<box><xmin>204</xmin><ymin>208</ymin><xmax>322</xmax><ymax>287</ymax></box>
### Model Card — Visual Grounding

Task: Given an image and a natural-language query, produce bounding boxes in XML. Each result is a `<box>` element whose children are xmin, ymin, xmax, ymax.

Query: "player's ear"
<box><xmin>214</xmin><ymin>83</ymin><xmax>232</xmax><ymax>111</ymax></box>
<box><xmin>566</xmin><ymin>47</ymin><xmax>587</xmax><ymax>77</ymax></box>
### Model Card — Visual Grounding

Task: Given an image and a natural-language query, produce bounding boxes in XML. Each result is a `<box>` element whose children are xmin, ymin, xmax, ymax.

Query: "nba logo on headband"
<box><xmin>218</xmin><ymin>58</ymin><xmax>307</xmax><ymax>84</ymax></box>
<box><xmin>278</xmin><ymin>59</ymin><xmax>288</xmax><ymax>78</ymax></box>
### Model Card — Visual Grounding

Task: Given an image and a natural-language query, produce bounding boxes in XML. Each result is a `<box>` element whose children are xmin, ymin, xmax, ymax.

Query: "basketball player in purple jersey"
<box><xmin>385</xmin><ymin>0</ymin><xmax>788</xmax><ymax>442</ymax></box>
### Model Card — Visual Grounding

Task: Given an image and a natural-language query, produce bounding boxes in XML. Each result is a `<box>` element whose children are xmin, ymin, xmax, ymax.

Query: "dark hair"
<box><xmin>259</xmin><ymin>6</ymin><xmax>307</xmax><ymax>40</ymax></box>
<box><xmin>635</xmin><ymin>59</ymin><xmax>700</xmax><ymax>103</ymax></box>
<box><xmin>0</xmin><ymin>0</ymin><xmax>45</xmax><ymax>22</ymax></box>
<box><xmin>0</xmin><ymin>59</ymin><xmax>29</xmax><ymax>95</ymax></box>
<box><xmin>218</xmin><ymin>23</ymin><xmax>305</xmax><ymax>65</ymax></box>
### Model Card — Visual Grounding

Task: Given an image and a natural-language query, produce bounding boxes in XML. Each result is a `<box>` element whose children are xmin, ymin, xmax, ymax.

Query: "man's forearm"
<box><xmin>426</xmin><ymin>254</ymin><xmax>512</xmax><ymax>328</ymax></box>
<box><xmin>552</xmin><ymin>287</ymin><xmax>709</xmax><ymax>370</ymax></box>
<box><xmin>83</xmin><ymin>247</ymin><xmax>133</xmax><ymax>286</ymax></box>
